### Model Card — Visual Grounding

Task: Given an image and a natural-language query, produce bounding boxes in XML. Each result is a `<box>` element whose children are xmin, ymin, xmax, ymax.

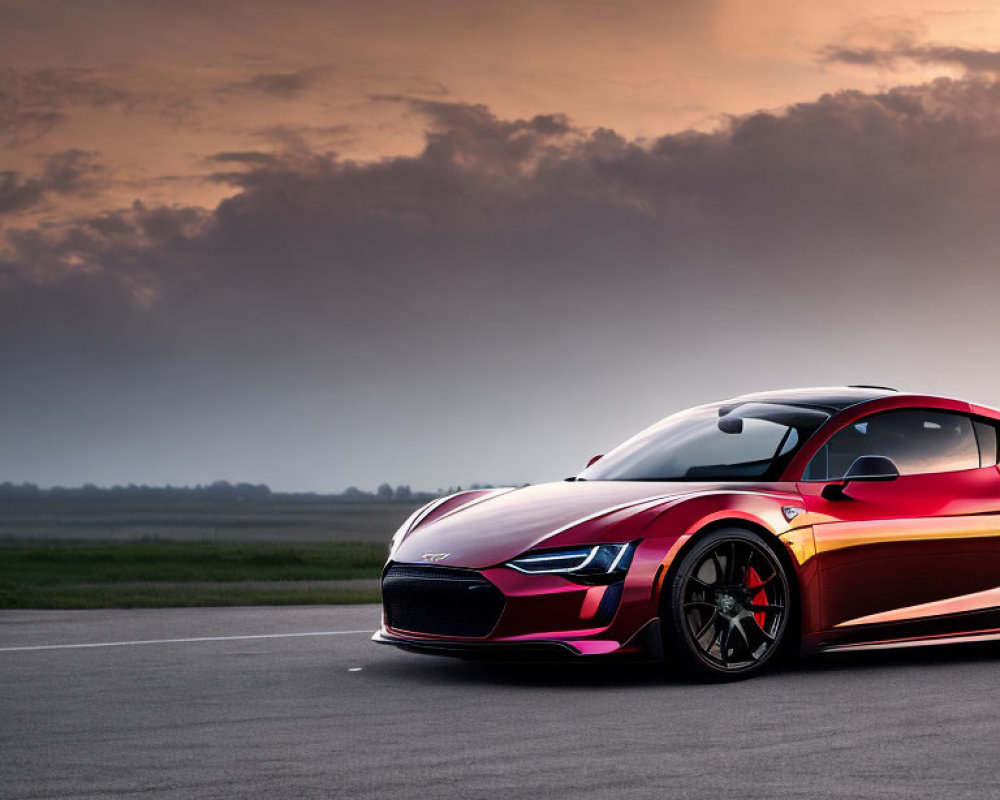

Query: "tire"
<box><xmin>662</xmin><ymin>527</ymin><xmax>792</xmax><ymax>681</ymax></box>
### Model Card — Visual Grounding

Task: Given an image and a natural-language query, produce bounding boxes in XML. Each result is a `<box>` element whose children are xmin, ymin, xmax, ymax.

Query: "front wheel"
<box><xmin>662</xmin><ymin>528</ymin><xmax>792</xmax><ymax>680</ymax></box>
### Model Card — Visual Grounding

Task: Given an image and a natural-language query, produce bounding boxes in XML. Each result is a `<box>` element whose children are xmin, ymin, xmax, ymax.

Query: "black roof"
<box><xmin>724</xmin><ymin>386</ymin><xmax>897</xmax><ymax>414</ymax></box>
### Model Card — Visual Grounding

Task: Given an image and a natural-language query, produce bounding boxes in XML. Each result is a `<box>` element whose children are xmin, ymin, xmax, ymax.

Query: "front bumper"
<box><xmin>375</xmin><ymin>558</ymin><xmax>665</xmax><ymax>659</ymax></box>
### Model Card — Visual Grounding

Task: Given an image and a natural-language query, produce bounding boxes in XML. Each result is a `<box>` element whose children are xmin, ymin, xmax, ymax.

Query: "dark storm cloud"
<box><xmin>8</xmin><ymin>78</ymin><xmax>1000</xmax><ymax>343</ymax></box>
<box><xmin>3</xmin><ymin>200</ymin><xmax>206</xmax><ymax>273</ymax></box>
<box><xmin>0</xmin><ymin>150</ymin><xmax>106</xmax><ymax>215</ymax></box>
<box><xmin>0</xmin><ymin>69</ymin><xmax>134</xmax><ymax>144</ymax></box>
<box><xmin>822</xmin><ymin>44</ymin><xmax>1000</xmax><ymax>74</ymax></box>
<box><xmin>6</xmin><ymin>78</ymin><xmax>1000</xmax><ymax>488</ymax></box>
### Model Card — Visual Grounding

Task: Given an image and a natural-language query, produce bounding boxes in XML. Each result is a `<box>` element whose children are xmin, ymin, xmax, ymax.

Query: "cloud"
<box><xmin>5</xmin><ymin>79</ymin><xmax>1000</xmax><ymax>488</ymax></box>
<box><xmin>0</xmin><ymin>150</ymin><xmax>107</xmax><ymax>216</ymax></box>
<box><xmin>0</xmin><ymin>69</ymin><xmax>134</xmax><ymax>144</ymax></box>
<box><xmin>822</xmin><ymin>44</ymin><xmax>1000</xmax><ymax>75</ymax></box>
<box><xmin>8</xmin><ymin>79</ymin><xmax>1000</xmax><ymax>337</ymax></box>
<box><xmin>249</xmin><ymin>123</ymin><xmax>353</xmax><ymax>151</ymax></box>
<box><xmin>206</xmin><ymin>150</ymin><xmax>281</xmax><ymax>165</ymax></box>
<box><xmin>221</xmin><ymin>68</ymin><xmax>328</xmax><ymax>98</ymax></box>
<box><xmin>0</xmin><ymin>172</ymin><xmax>45</xmax><ymax>215</ymax></box>
<box><xmin>40</xmin><ymin>149</ymin><xmax>108</xmax><ymax>193</ymax></box>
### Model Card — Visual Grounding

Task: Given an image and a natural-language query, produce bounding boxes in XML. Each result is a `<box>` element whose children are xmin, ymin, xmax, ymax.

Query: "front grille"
<box><xmin>382</xmin><ymin>564</ymin><xmax>505</xmax><ymax>638</ymax></box>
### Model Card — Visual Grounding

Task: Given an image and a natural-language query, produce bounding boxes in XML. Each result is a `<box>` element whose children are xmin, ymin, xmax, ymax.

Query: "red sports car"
<box><xmin>373</xmin><ymin>386</ymin><xmax>1000</xmax><ymax>678</ymax></box>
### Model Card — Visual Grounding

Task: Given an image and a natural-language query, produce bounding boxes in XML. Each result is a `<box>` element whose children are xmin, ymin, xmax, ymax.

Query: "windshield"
<box><xmin>579</xmin><ymin>402</ymin><xmax>829</xmax><ymax>482</ymax></box>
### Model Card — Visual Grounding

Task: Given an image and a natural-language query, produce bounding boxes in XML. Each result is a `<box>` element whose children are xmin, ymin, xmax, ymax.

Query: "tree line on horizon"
<box><xmin>0</xmin><ymin>480</ymin><xmax>500</xmax><ymax>504</ymax></box>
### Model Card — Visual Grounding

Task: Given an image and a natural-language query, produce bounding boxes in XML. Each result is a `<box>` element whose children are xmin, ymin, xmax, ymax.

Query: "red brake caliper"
<box><xmin>746</xmin><ymin>566</ymin><xmax>766</xmax><ymax>628</ymax></box>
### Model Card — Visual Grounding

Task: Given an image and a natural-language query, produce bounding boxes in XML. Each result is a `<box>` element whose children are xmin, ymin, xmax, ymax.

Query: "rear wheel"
<box><xmin>663</xmin><ymin>528</ymin><xmax>791</xmax><ymax>680</ymax></box>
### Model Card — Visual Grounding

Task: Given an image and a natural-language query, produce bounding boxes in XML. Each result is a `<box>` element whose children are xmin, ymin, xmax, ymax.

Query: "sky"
<box><xmin>2</xmin><ymin>0</ymin><xmax>1000</xmax><ymax>492</ymax></box>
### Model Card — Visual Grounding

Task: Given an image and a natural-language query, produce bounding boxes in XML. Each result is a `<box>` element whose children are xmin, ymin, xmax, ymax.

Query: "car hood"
<box><xmin>392</xmin><ymin>480</ymin><xmax>718</xmax><ymax>568</ymax></box>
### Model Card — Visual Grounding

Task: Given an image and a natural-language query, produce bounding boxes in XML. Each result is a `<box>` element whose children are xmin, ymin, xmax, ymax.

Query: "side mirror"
<box><xmin>586</xmin><ymin>454</ymin><xmax>603</xmax><ymax>468</ymax></box>
<box><xmin>717</xmin><ymin>416</ymin><xmax>744</xmax><ymax>434</ymax></box>
<box><xmin>822</xmin><ymin>455</ymin><xmax>900</xmax><ymax>500</ymax></box>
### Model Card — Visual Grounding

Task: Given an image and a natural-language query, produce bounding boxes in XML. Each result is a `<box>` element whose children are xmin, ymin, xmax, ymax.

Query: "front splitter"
<box><xmin>372</xmin><ymin>619</ymin><xmax>663</xmax><ymax>661</ymax></box>
<box><xmin>371</xmin><ymin>629</ymin><xmax>580</xmax><ymax>660</ymax></box>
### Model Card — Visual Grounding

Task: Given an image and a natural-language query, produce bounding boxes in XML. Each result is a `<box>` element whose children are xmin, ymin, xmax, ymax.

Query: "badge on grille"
<box><xmin>421</xmin><ymin>553</ymin><xmax>450</xmax><ymax>562</ymax></box>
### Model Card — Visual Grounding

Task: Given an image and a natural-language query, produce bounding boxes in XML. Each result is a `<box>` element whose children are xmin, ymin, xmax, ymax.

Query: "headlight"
<box><xmin>505</xmin><ymin>542</ymin><xmax>636</xmax><ymax>584</ymax></box>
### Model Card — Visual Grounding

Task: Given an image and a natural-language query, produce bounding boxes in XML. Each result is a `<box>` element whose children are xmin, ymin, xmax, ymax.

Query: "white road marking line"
<box><xmin>348</xmin><ymin>667</ymin><xmax>363</xmax><ymax>672</ymax></box>
<box><xmin>0</xmin><ymin>630</ymin><xmax>376</xmax><ymax>653</ymax></box>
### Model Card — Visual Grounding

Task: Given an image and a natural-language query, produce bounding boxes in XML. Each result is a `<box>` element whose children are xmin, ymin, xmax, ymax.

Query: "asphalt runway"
<box><xmin>3</xmin><ymin>606</ymin><xmax>1000</xmax><ymax>800</ymax></box>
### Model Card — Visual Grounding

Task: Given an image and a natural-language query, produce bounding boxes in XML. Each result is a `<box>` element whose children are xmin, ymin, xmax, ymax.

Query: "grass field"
<box><xmin>0</xmin><ymin>501</ymin><xmax>422</xmax><ymax>543</ymax></box>
<box><xmin>0</xmin><ymin>541</ymin><xmax>386</xmax><ymax>609</ymax></box>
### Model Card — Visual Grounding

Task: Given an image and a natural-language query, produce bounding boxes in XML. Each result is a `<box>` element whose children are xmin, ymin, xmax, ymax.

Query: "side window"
<box><xmin>804</xmin><ymin>409</ymin><xmax>980</xmax><ymax>480</ymax></box>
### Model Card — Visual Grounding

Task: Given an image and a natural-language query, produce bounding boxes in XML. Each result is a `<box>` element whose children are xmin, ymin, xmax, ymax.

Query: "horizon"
<box><xmin>0</xmin><ymin>478</ymin><xmax>492</xmax><ymax>496</ymax></box>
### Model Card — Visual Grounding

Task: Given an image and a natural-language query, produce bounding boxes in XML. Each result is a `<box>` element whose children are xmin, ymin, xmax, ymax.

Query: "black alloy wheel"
<box><xmin>663</xmin><ymin>528</ymin><xmax>792</xmax><ymax>680</ymax></box>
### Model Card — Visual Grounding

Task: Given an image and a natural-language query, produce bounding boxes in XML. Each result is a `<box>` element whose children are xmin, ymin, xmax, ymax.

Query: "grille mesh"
<box><xmin>382</xmin><ymin>564</ymin><xmax>505</xmax><ymax>638</ymax></box>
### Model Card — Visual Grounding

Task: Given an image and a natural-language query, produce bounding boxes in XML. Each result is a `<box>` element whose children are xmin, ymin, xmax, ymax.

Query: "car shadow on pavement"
<box><xmin>791</xmin><ymin>638</ymin><xmax>1000</xmax><ymax>676</ymax></box>
<box><xmin>369</xmin><ymin>638</ymin><xmax>1000</xmax><ymax>688</ymax></box>
<box><xmin>371</xmin><ymin>653</ymin><xmax>673</xmax><ymax>688</ymax></box>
